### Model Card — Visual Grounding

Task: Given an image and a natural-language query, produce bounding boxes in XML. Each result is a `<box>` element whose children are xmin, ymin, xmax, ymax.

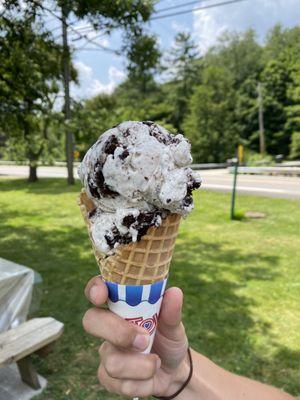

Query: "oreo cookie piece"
<box><xmin>93</xmin><ymin>161</ymin><xmax>119</xmax><ymax>198</ymax></box>
<box><xmin>104</xmin><ymin>135</ymin><xmax>120</xmax><ymax>155</ymax></box>
<box><xmin>122</xmin><ymin>210</ymin><xmax>163</xmax><ymax>242</ymax></box>
<box><xmin>147</xmin><ymin>123</ymin><xmax>180</xmax><ymax>145</ymax></box>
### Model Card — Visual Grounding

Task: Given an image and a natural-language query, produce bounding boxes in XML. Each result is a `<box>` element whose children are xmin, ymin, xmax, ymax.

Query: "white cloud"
<box><xmin>171</xmin><ymin>20</ymin><xmax>188</xmax><ymax>33</ymax></box>
<box><xmin>71</xmin><ymin>61</ymin><xmax>125</xmax><ymax>99</ymax></box>
<box><xmin>108</xmin><ymin>65</ymin><xmax>125</xmax><ymax>81</ymax></box>
<box><xmin>193</xmin><ymin>0</ymin><xmax>300</xmax><ymax>54</ymax></box>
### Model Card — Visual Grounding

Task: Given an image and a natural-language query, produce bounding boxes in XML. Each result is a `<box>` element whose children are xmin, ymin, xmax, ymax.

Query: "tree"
<box><xmin>4</xmin><ymin>0</ymin><xmax>155</xmax><ymax>183</ymax></box>
<box><xmin>289</xmin><ymin>132</ymin><xmax>300</xmax><ymax>159</ymax></box>
<box><xmin>260</xmin><ymin>60</ymin><xmax>291</xmax><ymax>155</ymax></box>
<box><xmin>286</xmin><ymin>62</ymin><xmax>300</xmax><ymax>159</ymax></box>
<box><xmin>56</xmin><ymin>0</ymin><xmax>154</xmax><ymax>184</ymax></box>
<box><xmin>209</xmin><ymin>30</ymin><xmax>263</xmax><ymax>89</ymax></box>
<box><xmin>261</xmin><ymin>26</ymin><xmax>300</xmax><ymax>156</ymax></box>
<box><xmin>124</xmin><ymin>30</ymin><xmax>161</xmax><ymax>95</ymax></box>
<box><xmin>183</xmin><ymin>66</ymin><xmax>238</xmax><ymax>163</ymax></box>
<box><xmin>206</xmin><ymin>30</ymin><xmax>264</xmax><ymax>154</ymax></box>
<box><xmin>0</xmin><ymin>13</ymin><xmax>63</xmax><ymax>181</ymax></box>
<box><xmin>72</xmin><ymin>94</ymin><xmax>119</xmax><ymax>157</ymax></box>
<box><xmin>234</xmin><ymin>76</ymin><xmax>260</xmax><ymax>151</ymax></box>
<box><xmin>166</xmin><ymin>32</ymin><xmax>200</xmax><ymax>131</ymax></box>
<box><xmin>74</xmin><ymin>85</ymin><xmax>176</xmax><ymax>150</ymax></box>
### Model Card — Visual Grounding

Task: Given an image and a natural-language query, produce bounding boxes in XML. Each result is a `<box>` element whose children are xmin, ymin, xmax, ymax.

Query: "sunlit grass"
<box><xmin>0</xmin><ymin>178</ymin><xmax>299</xmax><ymax>398</ymax></box>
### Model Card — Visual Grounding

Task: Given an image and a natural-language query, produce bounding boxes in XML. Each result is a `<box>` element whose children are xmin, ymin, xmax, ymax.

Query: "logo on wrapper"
<box><xmin>105</xmin><ymin>278</ymin><xmax>168</xmax><ymax>353</ymax></box>
<box><xmin>126</xmin><ymin>314</ymin><xmax>158</xmax><ymax>335</ymax></box>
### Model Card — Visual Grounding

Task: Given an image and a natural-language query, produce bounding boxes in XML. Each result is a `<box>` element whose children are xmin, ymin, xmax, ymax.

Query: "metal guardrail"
<box><xmin>0</xmin><ymin>160</ymin><xmax>80</xmax><ymax>167</ymax></box>
<box><xmin>280</xmin><ymin>161</ymin><xmax>300</xmax><ymax>167</ymax></box>
<box><xmin>229</xmin><ymin>166</ymin><xmax>300</xmax><ymax>177</ymax></box>
<box><xmin>191</xmin><ymin>163</ymin><xmax>227</xmax><ymax>170</ymax></box>
<box><xmin>1</xmin><ymin>161</ymin><xmax>228</xmax><ymax>170</ymax></box>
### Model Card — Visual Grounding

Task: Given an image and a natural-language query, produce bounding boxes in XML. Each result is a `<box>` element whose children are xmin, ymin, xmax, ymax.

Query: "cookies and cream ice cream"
<box><xmin>78</xmin><ymin>121</ymin><xmax>201</xmax><ymax>254</ymax></box>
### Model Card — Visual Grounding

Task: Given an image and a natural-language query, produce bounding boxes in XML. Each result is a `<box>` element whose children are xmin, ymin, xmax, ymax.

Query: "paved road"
<box><xmin>200</xmin><ymin>169</ymin><xmax>300</xmax><ymax>200</ymax></box>
<box><xmin>1</xmin><ymin>165</ymin><xmax>300</xmax><ymax>200</ymax></box>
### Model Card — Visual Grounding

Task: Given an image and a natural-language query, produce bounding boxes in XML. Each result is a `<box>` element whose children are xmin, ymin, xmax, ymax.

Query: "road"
<box><xmin>200</xmin><ymin>169</ymin><xmax>300</xmax><ymax>200</ymax></box>
<box><xmin>1</xmin><ymin>165</ymin><xmax>300</xmax><ymax>200</ymax></box>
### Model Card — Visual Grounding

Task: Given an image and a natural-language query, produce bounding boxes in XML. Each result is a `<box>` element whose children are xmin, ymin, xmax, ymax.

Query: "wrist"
<box><xmin>156</xmin><ymin>348</ymin><xmax>197</xmax><ymax>400</ymax></box>
<box><xmin>167</xmin><ymin>350</ymin><xmax>191</xmax><ymax>395</ymax></box>
<box><xmin>165</xmin><ymin>349</ymin><xmax>211</xmax><ymax>400</ymax></box>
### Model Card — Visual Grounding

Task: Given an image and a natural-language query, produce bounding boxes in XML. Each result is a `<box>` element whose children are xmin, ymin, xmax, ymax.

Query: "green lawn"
<box><xmin>0</xmin><ymin>178</ymin><xmax>299</xmax><ymax>399</ymax></box>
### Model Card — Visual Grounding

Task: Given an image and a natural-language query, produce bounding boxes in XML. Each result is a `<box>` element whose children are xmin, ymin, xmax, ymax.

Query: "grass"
<box><xmin>0</xmin><ymin>178</ymin><xmax>299</xmax><ymax>399</ymax></box>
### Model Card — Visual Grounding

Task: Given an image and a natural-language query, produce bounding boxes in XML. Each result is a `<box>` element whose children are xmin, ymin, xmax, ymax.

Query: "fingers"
<box><xmin>82</xmin><ymin>307</ymin><xmax>149</xmax><ymax>351</ymax></box>
<box><xmin>84</xmin><ymin>276</ymin><xmax>108</xmax><ymax>306</ymax></box>
<box><xmin>98</xmin><ymin>364</ymin><xmax>156</xmax><ymax>398</ymax></box>
<box><xmin>158</xmin><ymin>287</ymin><xmax>186</xmax><ymax>342</ymax></box>
<box><xmin>100</xmin><ymin>342</ymin><xmax>160</xmax><ymax>380</ymax></box>
<box><xmin>153</xmin><ymin>287</ymin><xmax>188</xmax><ymax>370</ymax></box>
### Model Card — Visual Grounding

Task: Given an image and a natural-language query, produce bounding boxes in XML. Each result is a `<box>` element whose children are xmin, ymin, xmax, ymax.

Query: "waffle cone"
<box><xmin>78</xmin><ymin>190</ymin><xmax>181</xmax><ymax>285</ymax></box>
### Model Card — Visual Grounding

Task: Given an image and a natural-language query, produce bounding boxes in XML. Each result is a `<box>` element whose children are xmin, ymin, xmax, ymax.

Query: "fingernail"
<box><xmin>89</xmin><ymin>285</ymin><xmax>98</xmax><ymax>303</ymax></box>
<box><xmin>133</xmin><ymin>334</ymin><xmax>149</xmax><ymax>351</ymax></box>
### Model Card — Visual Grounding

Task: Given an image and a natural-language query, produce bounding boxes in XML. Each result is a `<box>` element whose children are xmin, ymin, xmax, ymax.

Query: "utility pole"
<box><xmin>257</xmin><ymin>82</ymin><xmax>265</xmax><ymax>155</ymax></box>
<box><xmin>61</xmin><ymin>6</ymin><xmax>74</xmax><ymax>184</ymax></box>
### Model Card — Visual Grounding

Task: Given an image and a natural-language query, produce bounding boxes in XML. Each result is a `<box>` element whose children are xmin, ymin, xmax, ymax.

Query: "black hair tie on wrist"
<box><xmin>153</xmin><ymin>348</ymin><xmax>193</xmax><ymax>400</ymax></box>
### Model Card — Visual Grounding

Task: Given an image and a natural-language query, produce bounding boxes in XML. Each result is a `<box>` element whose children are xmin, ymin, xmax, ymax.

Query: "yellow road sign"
<box><xmin>238</xmin><ymin>145</ymin><xmax>244</xmax><ymax>163</ymax></box>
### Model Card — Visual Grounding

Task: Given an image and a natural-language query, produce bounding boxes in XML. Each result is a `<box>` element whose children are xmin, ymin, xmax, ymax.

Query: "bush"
<box><xmin>289</xmin><ymin>132</ymin><xmax>300</xmax><ymax>160</ymax></box>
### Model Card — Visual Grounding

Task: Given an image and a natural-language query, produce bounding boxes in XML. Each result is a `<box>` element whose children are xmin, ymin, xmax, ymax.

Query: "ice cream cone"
<box><xmin>78</xmin><ymin>190</ymin><xmax>181</xmax><ymax>285</ymax></box>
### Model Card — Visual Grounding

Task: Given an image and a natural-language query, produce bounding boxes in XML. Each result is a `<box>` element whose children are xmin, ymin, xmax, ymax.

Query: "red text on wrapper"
<box><xmin>126</xmin><ymin>314</ymin><xmax>158</xmax><ymax>335</ymax></box>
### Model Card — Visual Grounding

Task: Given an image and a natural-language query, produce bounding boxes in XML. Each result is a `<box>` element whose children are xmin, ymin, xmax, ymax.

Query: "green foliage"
<box><xmin>260</xmin><ymin>60</ymin><xmax>291</xmax><ymax>155</ymax></box>
<box><xmin>68</xmin><ymin>0</ymin><xmax>153</xmax><ymax>30</ymax></box>
<box><xmin>0</xmin><ymin>11</ymin><xmax>64</xmax><ymax>179</ymax></box>
<box><xmin>285</xmin><ymin>61</ymin><xmax>300</xmax><ymax>159</ymax></box>
<box><xmin>73</xmin><ymin>25</ymin><xmax>300</xmax><ymax>163</ymax></box>
<box><xmin>264</xmin><ymin>25</ymin><xmax>300</xmax><ymax>157</ymax></box>
<box><xmin>0</xmin><ymin>0</ymin><xmax>156</xmax><ymax>180</ymax></box>
<box><xmin>165</xmin><ymin>32</ymin><xmax>201</xmax><ymax>131</ymax></box>
<box><xmin>72</xmin><ymin>94</ymin><xmax>119</xmax><ymax>156</ymax></box>
<box><xmin>243</xmin><ymin>150</ymin><xmax>273</xmax><ymax>166</ymax></box>
<box><xmin>210</xmin><ymin>30</ymin><xmax>263</xmax><ymax>88</ymax></box>
<box><xmin>183</xmin><ymin>65</ymin><xmax>238</xmax><ymax>162</ymax></box>
<box><xmin>182</xmin><ymin>27</ymin><xmax>300</xmax><ymax>161</ymax></box>
<box><xmin>289</xmin><ymin>132</ymin><xmax>300</xmax><ymax>159</ymax></box>
<box><xmin>3</xmin><ymin>2</ymin><xmax>300</xmax><ymax>166</ymax></box>
<box><xmin>72</xmin><ymin>84</ymin><xmax>178</xmax><ymax>153</ymax></box>
<box><xmin>124</xmin><ymin>30</ymin><xmax>161</xmax><ymax>94</ymax></box>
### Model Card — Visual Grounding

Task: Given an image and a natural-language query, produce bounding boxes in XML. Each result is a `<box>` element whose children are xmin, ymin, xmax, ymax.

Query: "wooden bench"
<box><xmin>0</xmin><ymin>317</ymin><xmax>64</xmax><ymax>390</ymax></box>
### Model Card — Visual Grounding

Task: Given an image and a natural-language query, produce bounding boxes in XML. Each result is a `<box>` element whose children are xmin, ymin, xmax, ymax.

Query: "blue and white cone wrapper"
<box><xmin>105</xmin><ymin>278</ymin><xmax>168</xmax><ymax>353</ymax></box>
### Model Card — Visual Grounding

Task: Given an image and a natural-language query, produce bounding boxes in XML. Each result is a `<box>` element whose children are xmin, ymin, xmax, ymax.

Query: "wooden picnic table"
<box><xmin>0</xmin><ymin>258</ymin><xmax>64</xmax><ymax>390</ymax></box>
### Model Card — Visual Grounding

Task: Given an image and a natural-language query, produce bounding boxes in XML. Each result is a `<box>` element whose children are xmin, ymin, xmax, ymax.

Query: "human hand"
<box><xmin>82</xmin><ymin>276</ymin><xmax>189</xmax><ymax>398</ymax></box>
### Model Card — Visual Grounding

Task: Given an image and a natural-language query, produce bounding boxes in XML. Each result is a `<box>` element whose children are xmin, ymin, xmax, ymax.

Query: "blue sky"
<box><xmin>64</xmin><ymin>0</ymin><xmax>300</xmax><ymax>99</ymax></box>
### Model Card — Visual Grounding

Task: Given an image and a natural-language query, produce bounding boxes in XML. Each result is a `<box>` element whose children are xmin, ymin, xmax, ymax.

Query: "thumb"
<box><xmin>158</xmin><ymin>287</ymin><xmax>186</xmax><ymax>343</ymax></box>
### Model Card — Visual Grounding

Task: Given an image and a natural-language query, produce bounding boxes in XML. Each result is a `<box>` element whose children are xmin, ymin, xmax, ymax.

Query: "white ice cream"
<box><xmin>78</xmin><ymin>121</ymin><xmax>201</xmax><ymax>254</ymax></box>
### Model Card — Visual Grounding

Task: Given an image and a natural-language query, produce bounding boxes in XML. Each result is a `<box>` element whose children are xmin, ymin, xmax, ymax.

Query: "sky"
<box><xmin>51</xmin><ymin>0</ymin><xmax>300</xmax><ymax>100</ymax></box>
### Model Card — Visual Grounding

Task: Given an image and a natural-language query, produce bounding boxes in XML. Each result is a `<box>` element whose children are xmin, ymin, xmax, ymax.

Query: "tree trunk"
<box><xmin>61</xmin><ymin>6</ymin><xmax>75</xmax><ymax>185</ymax></box>
<box><xmin>28</xmin><ymin>162</ymin><xmax>38</xmax><ymax>182</ymax></box>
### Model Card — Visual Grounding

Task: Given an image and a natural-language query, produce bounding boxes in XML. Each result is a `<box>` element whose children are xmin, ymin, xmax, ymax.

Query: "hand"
<box><xmin>82</xmin><ymin>276</ymin><xmax>189</xmax><ymax>398</ymax></box>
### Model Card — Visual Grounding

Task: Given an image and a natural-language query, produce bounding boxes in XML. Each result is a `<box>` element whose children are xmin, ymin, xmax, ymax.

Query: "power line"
<box><xmin>74</xmin><ymin>47</ymin><xmax>121</xmax><ymax>53</ymax></box>
<box><xmin>31</xmin><ymin>0</ymin><xmax>63</xmax><ymax>22</ymax></box>
<box><xmin>68</xmin><ymin>24</ymin><xmax>120</xmax><ymax>55</ymax></box>
<box><xmin>150</xmin><ymin>0</ymin><xmax>246</xmax><ymax>20</ymax></box>
<box><xmin>70</xmin><ymin>24</ymin><xmax>95</xmax><ymax>33</ymax></box>
<box><xmin>156</xmin><ymin>0</ymin><xmax>217</xmax><ymax>13</ymax></box>
<box><xmin>71</xmin><ymin>31</ymin><xmax>106</xmax><ymax>43</ymax></box>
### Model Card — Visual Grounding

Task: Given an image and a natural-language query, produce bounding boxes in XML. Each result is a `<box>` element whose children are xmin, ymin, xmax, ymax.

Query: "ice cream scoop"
<box><xmin>78</xmin><ymin>121</ymin><xmax>201</xmax><ymax>254</ymax></box>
